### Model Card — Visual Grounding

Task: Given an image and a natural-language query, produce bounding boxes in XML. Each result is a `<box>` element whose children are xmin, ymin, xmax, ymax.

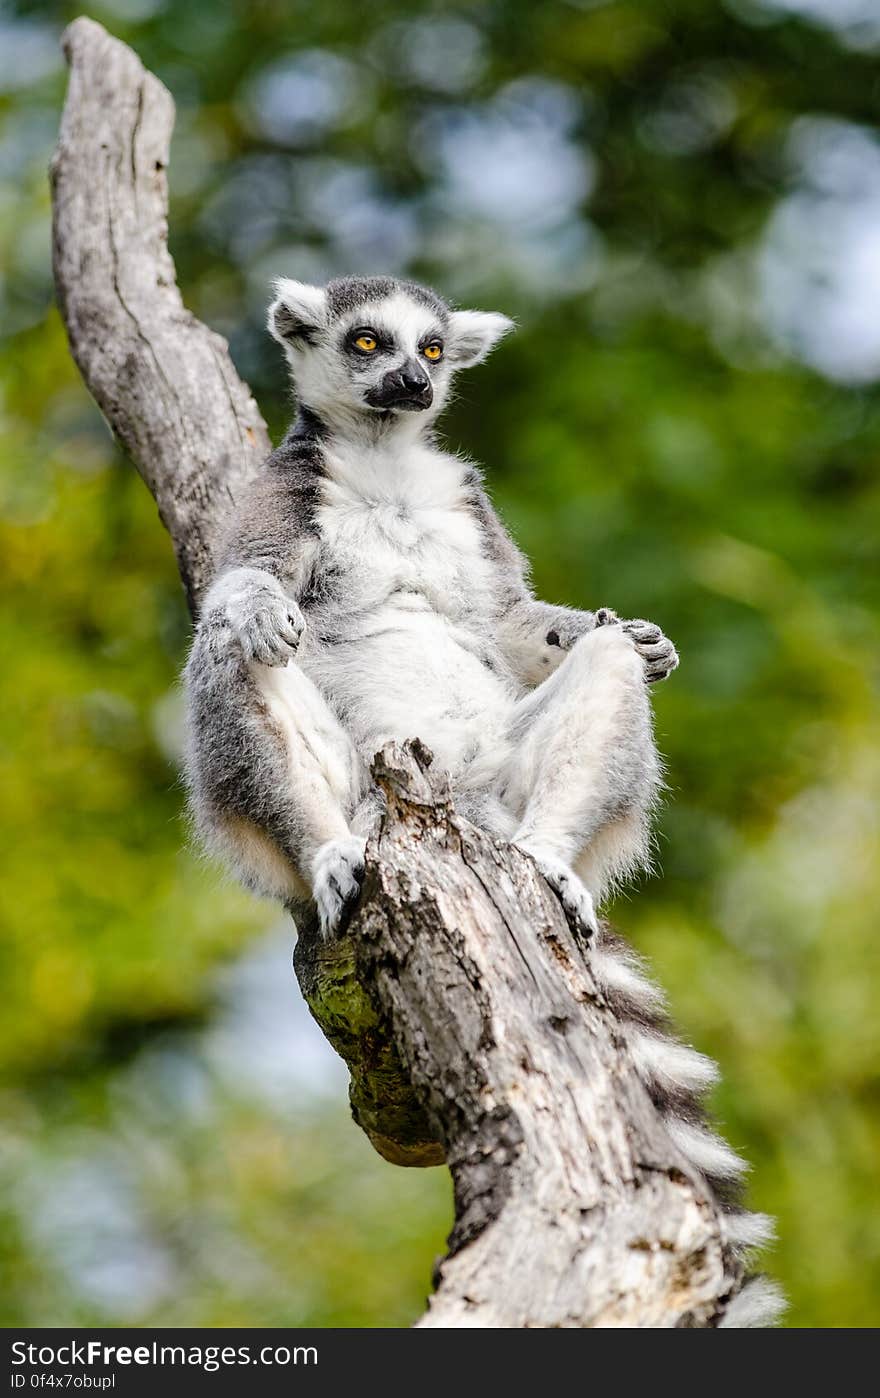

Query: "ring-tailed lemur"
<box><xmin>183</xmin><ymin>274</ymin><xmax>782</xmax><ymax>1325</ymax></box>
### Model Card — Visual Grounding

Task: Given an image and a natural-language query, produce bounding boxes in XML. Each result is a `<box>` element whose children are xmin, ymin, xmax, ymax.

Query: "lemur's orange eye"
<box><xmin>423</xmin><ymin>343</ymin><xmax>443</xmax><ymax>361</ymax></box>
<box><xmin>355</xmin><ymin>334</ymin><xmax>377</xmax><ymax>353</ymax></box>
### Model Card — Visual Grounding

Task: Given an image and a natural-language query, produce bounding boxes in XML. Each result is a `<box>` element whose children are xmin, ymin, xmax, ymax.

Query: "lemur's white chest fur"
<box><xmin>316</xmin><ymin>438</ymin><xmax>489</xmax><ymax>611</ymax></box>
<box><xmin>296</xmin><ymin>436</ymin><xmax>517</xmax><ymax>782</ymax></box>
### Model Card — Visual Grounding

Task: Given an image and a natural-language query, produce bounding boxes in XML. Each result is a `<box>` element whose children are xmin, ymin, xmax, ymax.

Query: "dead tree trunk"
<box><xmin>51</xmin><ymin>17</ymin><xmax>752</xmax><ymax>1327</ymax></box>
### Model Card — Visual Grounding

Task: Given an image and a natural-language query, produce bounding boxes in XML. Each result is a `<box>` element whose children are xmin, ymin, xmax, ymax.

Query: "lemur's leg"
<box><xmin>185</xmin><ymin>572</ymin><xmax>368</xmax><ymax>936</ymax></box>
<box><xmin>497</xmin><ymin>622</ymin><xmax>665</xmax><ymax>933</ymax></box>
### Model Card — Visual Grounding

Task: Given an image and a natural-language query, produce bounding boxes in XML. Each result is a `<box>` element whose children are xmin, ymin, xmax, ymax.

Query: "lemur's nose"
<box><xmin>375</xmin><ymin>359</ymin><xmax>433</xmax><ymax>409</ymax></box>
<box><xmin>365</xmin><ymin>358</ymin><xmax>434</xmax><ymax>411</ymax></box>
<box><xmin>398</xmin><ymin>362</ymin><xmax>430</xmax><ymax>394</ymax></box>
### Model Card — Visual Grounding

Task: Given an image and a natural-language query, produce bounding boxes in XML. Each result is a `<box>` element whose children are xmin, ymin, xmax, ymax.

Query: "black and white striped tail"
<box><xmin>591</xmin><ymin>928</ymin><xmax>786</xmax><ymax>1328</ymax></box>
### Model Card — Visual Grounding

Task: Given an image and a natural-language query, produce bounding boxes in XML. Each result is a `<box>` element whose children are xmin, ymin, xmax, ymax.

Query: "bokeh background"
<box><xmin>2</xmin><ymin>0</ymin><xmax>879</xmax><ymax>1328</ymax></box>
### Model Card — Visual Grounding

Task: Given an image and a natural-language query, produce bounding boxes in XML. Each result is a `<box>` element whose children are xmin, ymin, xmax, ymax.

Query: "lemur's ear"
<box><xmin>268</xmin><ymin>279</ymin><xmax>327</xmax><ymax>344</ymax></box>
<box><xmin>447</xmin><ymin>309</ymin><xmax>515</xmax><ymax>368</ymax></box>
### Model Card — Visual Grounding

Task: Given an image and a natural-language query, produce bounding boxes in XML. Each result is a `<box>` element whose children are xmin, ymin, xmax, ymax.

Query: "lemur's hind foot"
<box><xmin>515</xmin><ymin>842</ymin><xmax>598</xmax><ymax>938</ymax></box>
<box><xmin>311</xmin><ymin>836</ymin><xmax>367</xmax><ymax>938</ymax></box>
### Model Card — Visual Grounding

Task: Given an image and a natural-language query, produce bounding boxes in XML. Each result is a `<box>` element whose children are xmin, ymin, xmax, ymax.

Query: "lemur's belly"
<box><xmin>300</xmin><ymin>599</ymin><xmax>516</xmax><ymax>786</ymax></box>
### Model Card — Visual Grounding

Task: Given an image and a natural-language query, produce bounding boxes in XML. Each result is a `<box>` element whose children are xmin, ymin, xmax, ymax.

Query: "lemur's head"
<box><xmin>268</xmin><ymin>275</ymin><xmax>513</xmax><ymax>433</ymax></box>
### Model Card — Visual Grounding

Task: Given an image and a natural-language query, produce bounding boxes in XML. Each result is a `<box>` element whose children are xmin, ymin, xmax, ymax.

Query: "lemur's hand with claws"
<box><xmin>212</xmin><ymin>567</ymin><xmax>305</xmax><ymax>666</ymax></box>
<box><xmin>595</xmin><ymin>607</ymin><xmax>679</xmax><ymax>683</ymax></box>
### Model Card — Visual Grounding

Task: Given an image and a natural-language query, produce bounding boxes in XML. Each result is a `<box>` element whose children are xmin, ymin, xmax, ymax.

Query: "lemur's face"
<box><xmin>268</xmin><ymin>275</ymin><xmax>513</xmax><ymax>431</ymax></box>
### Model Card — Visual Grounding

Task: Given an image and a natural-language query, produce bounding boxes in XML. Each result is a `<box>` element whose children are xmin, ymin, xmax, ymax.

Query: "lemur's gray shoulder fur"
<box><xmin>462</xmin><ymin>466</ymin><xmax>528</xmax><ymax>588</ymax></box>
<box><xmin>214</xmin><ymin>410</ymin><xmax>324</xmax><ymax>579</ymax></box>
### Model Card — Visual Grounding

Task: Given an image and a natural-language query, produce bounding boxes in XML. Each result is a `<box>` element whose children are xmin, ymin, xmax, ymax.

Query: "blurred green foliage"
<box><xmin>2</xmin><ymin>0</ymin><xmax>879</xmax><ymax>1327</ymax></box>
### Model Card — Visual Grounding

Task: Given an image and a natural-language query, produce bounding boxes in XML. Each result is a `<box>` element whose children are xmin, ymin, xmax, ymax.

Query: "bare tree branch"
<box><xmin>50</xmin><ymin>15</ymin><xmax>269</xmax><ymax>615</ymax></box>
<box><xmin>51</xmin><ymin>17</ymin><xmax>755</xmax><ymax>1327</ymax></box>
<box><xmin>311</xmin><ymin>740</ymin><xmax>743</xmax><ymax>1326</ymax></box>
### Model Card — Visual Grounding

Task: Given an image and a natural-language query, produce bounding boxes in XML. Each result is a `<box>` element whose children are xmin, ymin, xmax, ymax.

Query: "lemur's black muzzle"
<box><xmin>365</xmin><ymin>360</ymin><xmax>433</xmax><ymax>412</ymax></box>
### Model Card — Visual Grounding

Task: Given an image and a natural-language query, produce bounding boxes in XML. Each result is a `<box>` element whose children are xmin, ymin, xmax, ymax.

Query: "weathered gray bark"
<box><xmin>51</xmin><ymin>17</ymin><xmax>744</xmax><ymax>1326</ymax></box>
<box><xmin>314</xmin><ymin>740</ymin><xmax>741</xmax><ymax>1327</ymax></box>
<box><xmin>50</xmin><ymin>16</ymin><xmax>269</xmax><ymax>615</ymax></box>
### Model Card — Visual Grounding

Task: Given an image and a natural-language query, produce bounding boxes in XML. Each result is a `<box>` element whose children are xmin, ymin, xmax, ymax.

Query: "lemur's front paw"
<box><xmin>621</xmin><ymin>618</ymin><xmax>679</xmax><ymax>683</ymax></box>
<box><xmin>227</xmin><ymin>590</ymin><xmax>305</xmax><ymax>666</ymax></box>
<box><xmin>311</xmin><ymin>836</ymin><xmax>367</xmax><ymax>938</ymax></box>
<box><xmin>514</xmin><ymin>842</ymin><xmax>598</xmax><ymax>939</ymax></box>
